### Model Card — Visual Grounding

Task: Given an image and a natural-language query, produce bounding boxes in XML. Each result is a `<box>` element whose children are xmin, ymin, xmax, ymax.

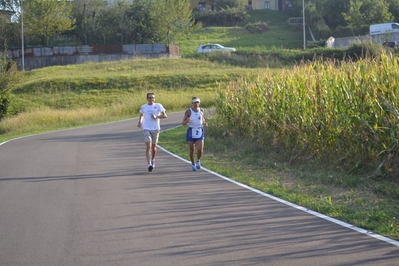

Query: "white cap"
<box><xmin>192</xmin><ymin>97</ymin><xmax>200</xmax><ymax>103</ymax></box>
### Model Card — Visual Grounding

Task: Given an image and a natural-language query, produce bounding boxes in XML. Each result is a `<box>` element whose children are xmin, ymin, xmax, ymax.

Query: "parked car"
<box><xmin>370</xmin><ymin>22</ymin><xmax>399</xmax><ymax>35</ymax></box>
<box><xmin>196</xmin><ymin>44</ymin><xmax>236</xmax><ymax>53</ymax></box>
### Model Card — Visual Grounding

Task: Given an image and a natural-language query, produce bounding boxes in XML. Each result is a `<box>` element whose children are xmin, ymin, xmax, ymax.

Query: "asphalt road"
<box><xmin>0</xmin><ymin>111</ymin><xmax>398</xmax><ymax>266</ymax></box>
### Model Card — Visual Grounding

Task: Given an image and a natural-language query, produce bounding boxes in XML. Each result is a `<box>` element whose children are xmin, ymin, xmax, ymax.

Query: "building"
<box><xmin>190</xmin><ymin>0</ymin><xmax>293</xmax><ymax>11</ymax></box>
<box><xmin>0</xmin><ymin>9</ymin><xmax>15</xmax><ymax>23</ymax></box>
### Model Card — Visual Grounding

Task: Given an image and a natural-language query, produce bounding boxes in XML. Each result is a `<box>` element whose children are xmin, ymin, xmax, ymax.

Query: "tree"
<box><xmin>305</xmin><ymin>0</ymin><xmax>332</xmax><ymax>38</ymax></box>
<box><xmin>321</xmin><ymin>0</ymin><xmax>349</xmax><ymax>30</ymax></box>
<box><xmin>386</xmin><ymin>0</ymin><xmax>399</xmax><ymax>22</ymax></box>
<box><xmin>0</xmin><ymin>17</ymin><xmax>8</xmax><ymax>46</ymax></box>
<box><xmin>23</xmin><ymin>0</ymin><xmax>76</xmax><ymax>45</ymax></box>
<box><xmin>128</xmin><ymin>0</ymin><xmax>155</xmax><ymax>44</ymax></box>
<box><xmin>0</xmin><ymin>50</ymin><xmax>18</xmax><ymax>121</ymax></box>
<box><xmin>91</xmin><ymin>0</ymin><xmax>155</xmax><ymax>45</ymax></box>
<box><xmin>0</xmin><ymin>1</ymin><xmax>21</xmax><ymax>47</ymax></box>
<box><xmin>342</xmin><ymin>0</ymin><xmax>393</xmax><ymax>28</ymax></box>
<box><xmin>149</xmin><ymin>0</ymin><xmax>200</xmax><ymax>45</ymax></box>
<box><xmin>71</xmin><ymin>0</ymin><xmax>106</xmax><ymax>45</ymax></box>
<box><xmin>106</xmin><ymin>1</ymin><xmax>142</xmax><ymax>44</ymax></box>
<box><xmin>71</xmin><ymin>0</ymin><xmax>157</xmax><ymax>45</ymax></box>
<box><xmin>0</xmin><ymin>0</ymin><xmax>20</xmax><ymax>13</ymax></box>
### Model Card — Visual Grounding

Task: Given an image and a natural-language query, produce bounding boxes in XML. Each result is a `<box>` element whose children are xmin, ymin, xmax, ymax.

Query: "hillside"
<box><xmin>176</xmin><ymin>9</ymin><xmax>307</xmax><ymax>57</ymax></box>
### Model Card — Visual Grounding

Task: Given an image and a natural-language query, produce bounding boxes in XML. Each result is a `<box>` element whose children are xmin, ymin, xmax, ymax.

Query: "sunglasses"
<box><xmin>148</xmin><ymin>97</ymin><xmax>155</xmax><ymax>99</ymax></box>
<box><xmin>193</xmin><ymin>101</ymin><xmax>200</xmax><ymax>104</ymax></box>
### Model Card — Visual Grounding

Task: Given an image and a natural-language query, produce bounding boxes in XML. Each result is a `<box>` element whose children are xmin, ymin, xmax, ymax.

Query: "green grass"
<box><xmin>160</xmin><ymin>123</ymin><xmax>399</xmax><ymax>241</ymax></box>
<box><xmin>176</xmin><ymin>26</ymin><xmax>305</xmax><ymax>57</ymax></box>
<box><xmin>0</xmin><ymin>91</ymin><xmax>217</xmax><ymax>143</ymax></box>
<box><xmin>8</xmin><ymin>58</ymin><xmax>251</xmax><ymax>115</ymax></box>
<box><xmin>239</xmin><ymin>9</ymin><xmax>298</xmax><ymax>26</ymax></box>
<box><xmin>176</xmin><ymin>9</ymin><xmax>311</xmax><ymax>57</ymax></box>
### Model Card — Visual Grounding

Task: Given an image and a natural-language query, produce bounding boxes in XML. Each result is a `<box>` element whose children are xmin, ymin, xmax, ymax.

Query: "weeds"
<box><xmin>160</xmin><ymin>122</ymin><xmax>399</xmax><ymax>240</ymax></box>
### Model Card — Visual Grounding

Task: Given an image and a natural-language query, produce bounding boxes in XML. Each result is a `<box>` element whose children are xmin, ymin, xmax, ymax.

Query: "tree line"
<box><xmin>192</xmin><ymin>0</ymin><xmax>399</xmax><ymax>39</ymax></box>
<box><xmin>0</xmin><ymin>0</ymin><xmax>200</xmax><ymax>48</ymax></box>
<box><xmin>2</xmin><ymin>0</ymin><xmax>399</xmax><ymax>48</ymax></box>
<box><xmin>291</xmin><ymin>0</ymin><xmax>399</xmax><ymax>38</ymax></box>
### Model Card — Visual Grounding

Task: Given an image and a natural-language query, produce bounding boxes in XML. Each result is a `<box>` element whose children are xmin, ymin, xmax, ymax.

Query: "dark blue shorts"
<box><xmin>186</xmin><ymin>127</ymin><xmax>205</xmax><ymax>142</ymax></box>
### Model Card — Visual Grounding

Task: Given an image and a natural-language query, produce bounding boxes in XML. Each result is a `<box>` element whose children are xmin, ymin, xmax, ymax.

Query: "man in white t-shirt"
<box><xmin>137</xmin><ymin>92</ymin><xmax>167</xmax><ymax>172</ymax></box>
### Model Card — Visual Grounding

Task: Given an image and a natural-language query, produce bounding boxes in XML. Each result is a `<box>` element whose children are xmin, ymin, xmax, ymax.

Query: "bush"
<box><xmin>345</xmin><ymin>42</ymin><xmax>384</xmax><ymax>59</ymax></box>
<box><xmin>244</xmin><ymin>21</ymin><xmax>269</xmax><ymax>34</ymax></box>
<box><xmin>0</xmin><ymin>54</ymin><xmax>18</xmax><ymax>121</ymax></box>
<box><xmin>332</xmin><ymin>25</ymin><xmax>369</xmax><ymax>38</ymax></box>
<box><xmin>194</xmin><ymin>8</ymin><xmax>247</xmax><ymax>27</ymax></box>
<box><xmin>307</xmin><ymin>40</ymin><xmax>327</xmax><ymax>49</ymax></box>
<box><xmin>0</xmin><ymin>94</ymin><xmax>10</xmax><ymax>120</ymax></box>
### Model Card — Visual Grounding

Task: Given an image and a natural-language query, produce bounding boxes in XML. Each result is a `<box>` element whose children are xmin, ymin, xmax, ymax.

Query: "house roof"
<box><xmin>0</xmin><ymin>9</ymin><xmax>15</xmax><ymax>23</ymax></box>
<box><xmin>0</xmin><ymin>9</ymin><xmax>15</xmax><ymax>15</ymax></box>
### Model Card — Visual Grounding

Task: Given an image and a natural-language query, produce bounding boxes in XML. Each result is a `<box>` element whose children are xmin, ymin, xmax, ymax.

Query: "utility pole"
<box><xmin>21</xmin><ymin>0</ymin><xmax>25</xmax><ymax>70</ymax></box>
<box><xmin>303</xmin><ymin>0</ymin><xmax>306</xmax><ymax>49</ymax></box>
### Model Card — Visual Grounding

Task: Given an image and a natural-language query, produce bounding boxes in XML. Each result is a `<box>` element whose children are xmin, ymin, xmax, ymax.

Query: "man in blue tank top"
<box><xmin>181</xmin><ymin>97</ymin><xmax>208</xmax><ymax>171</ymax></box>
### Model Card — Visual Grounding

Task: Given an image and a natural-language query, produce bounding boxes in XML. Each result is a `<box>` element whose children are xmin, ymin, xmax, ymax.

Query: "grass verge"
<box><xmin>159</xmin><ymin>117</ymin><xmax>399</xmax><ymax>241</ymax></box>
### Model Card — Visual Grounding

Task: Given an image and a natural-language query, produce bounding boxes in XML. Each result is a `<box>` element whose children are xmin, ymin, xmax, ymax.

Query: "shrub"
<box><xmin>244</xmin><ymin>21</ymin><xmax>269</xmax><ymax>34</ymax></box>
<box><xmin>194</xmin><ymin>8</ymin><xmax>247</xmax><ymax>27</ymax></box>
<box><xmin>0</xmin><ymin>55</ymin><xmax>18</xmax><ymax>121</ymax></box>
<box><xmin>307</xmin><ymin>40</ymin><xmax>327</xmax><ymax>49</ymax></box>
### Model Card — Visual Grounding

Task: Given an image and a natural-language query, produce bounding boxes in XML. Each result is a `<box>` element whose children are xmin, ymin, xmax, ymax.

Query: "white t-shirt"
<box><xmin>139</xmin><ymin>103</ymin><xmax>166</xmax><ymax>130</ymax></box>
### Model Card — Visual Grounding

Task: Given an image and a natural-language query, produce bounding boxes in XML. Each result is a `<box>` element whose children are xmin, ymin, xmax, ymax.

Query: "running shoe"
<box><xmin>148</xmin><ymin>164</ymin><xmax>153</xmax><ymax>172</ymax></box>
<box><xmin>151</xmin><ymin>160</ymin><xmax>155</xmax><ymax>168</ymax></box>
<box><xmin>196</xmin><ymin>160</ymin><xmax>201</xmax><ymax>170</ymax></box>
<box><xmin>191</xmin><ymin>164</ymin><xmax>196</xmax><ymax>171</ymax></box>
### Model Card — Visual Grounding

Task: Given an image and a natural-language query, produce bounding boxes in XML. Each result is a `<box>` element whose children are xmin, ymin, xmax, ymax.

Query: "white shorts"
<box><xmin>143</xmin><ymin>130</ymin><xmax>160</xmax><ymax>143</ymax></box>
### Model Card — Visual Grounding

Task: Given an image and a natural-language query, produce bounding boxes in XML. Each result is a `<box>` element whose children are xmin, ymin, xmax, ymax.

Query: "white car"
<box><xmin>196</xmin><ymin>43</ymin><xmax>236</xmax><ymax>53</ymax></box>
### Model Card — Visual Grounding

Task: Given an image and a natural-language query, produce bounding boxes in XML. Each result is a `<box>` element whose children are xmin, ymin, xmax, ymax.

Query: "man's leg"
<box><xmin>196</xmin><ymin>140</ymin><xmax>204</xmax><ymax>161</ymax></box>
<box><xmin>144</xmin><ymin>130</ymin><xmax>154</xmax><ymax>172</ymax></box>
<box><xmin>188</xmin><ymin>141</ymin><xmax>195</xmax><ymax>164</ymax></box>
<box><xmin>188</xmin><ymin>141</ymin><xmax>197</xmax><ymax>171</ymax></box>
<box><xmin>151</xmin><ymin>143</ymin><xmax>157</xmax><ymax>167</ymax></box>
<box><xmin>145</xmin><ymin>141</ymin><xmax>152</xmax><ymax>165</ymax></box>
<box><xmin>195</xmin><ymin>140</ymin><xmax>204</xmax><ymax>169</ymax></box>
<box><xmin>150</xmin><ymin>131</ymin><xmax>160</xmax><ymax>167</ymax></box>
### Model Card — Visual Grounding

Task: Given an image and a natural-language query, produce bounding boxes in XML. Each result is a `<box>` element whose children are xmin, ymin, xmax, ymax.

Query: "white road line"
<box><xmin>0</xmin><ymin>136</ymin><xmax>26</xmax><ymax>146</ymax></box>
<box><xmin>3</xmin><ymin>123</ymin><xmax>398</xmax><ymax>247</ymax></box>
<box><xmin>158</xmin><ymin>144</ymin><xmax>399</xmax><ymax>248</ymax></box>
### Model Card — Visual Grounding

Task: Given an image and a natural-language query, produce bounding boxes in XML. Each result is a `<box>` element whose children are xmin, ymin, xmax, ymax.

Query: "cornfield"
<box><xmin>217</xmin><ymin>52</ymin><xmax>399</xmax><ymax>178</ymax></box>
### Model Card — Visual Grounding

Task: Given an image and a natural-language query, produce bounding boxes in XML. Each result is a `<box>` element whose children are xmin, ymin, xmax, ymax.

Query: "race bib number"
<box><xmin>191</xmin><ymin>127</ymin><xmax>203</xmax><ymax>138</ymax></box>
